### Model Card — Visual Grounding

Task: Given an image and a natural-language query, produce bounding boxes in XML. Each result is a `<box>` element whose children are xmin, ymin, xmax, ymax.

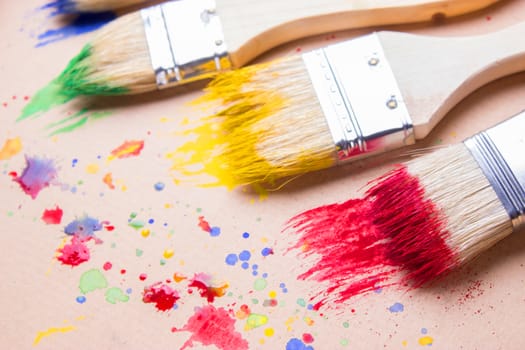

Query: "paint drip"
<box><xmin>174</xmin><ymin>305</ymin><xmax>249</xmax><ymax>350</ymax></box>
<box><xmin>286</xmin><ymin>165</ymin><xmax>456</xmax><ymax>308</ymax></box>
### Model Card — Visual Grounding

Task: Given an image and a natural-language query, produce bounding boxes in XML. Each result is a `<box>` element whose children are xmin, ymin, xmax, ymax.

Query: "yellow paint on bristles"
<box><xmin>168</xmin><ymin>55</ymin><xmax>336</xmax><ymax>190</ymax></box>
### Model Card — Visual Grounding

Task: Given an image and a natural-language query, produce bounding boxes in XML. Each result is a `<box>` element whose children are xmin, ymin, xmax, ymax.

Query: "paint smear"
<box><xmin>57</xmin><ymin>236</ymin><xmax>90</xmax><ymax>266</ymax></box>
<box><xmin>42</xmin><ymin>206</ymin><xmax>63</xmax><ymax>224</ymax></box>
<box><xmin>35</xmin><ymin>8</ymin><xmax>116</xmax><ymax>47</ymax></box>
<box><xmin>286</xmin><ymin>338</ymin><xmax>314</xmax><ymax>350</ymax></box>
<box><xmin>105</xmin><ymin>287</ymin><xmax>130</xmax><ymax>304</ymax></box>
<box><xmin>12</xmin><ymin>155</ymin><xmax>58</xmax><ymax>199</ymax></box>
<box><xmin>79</xmin><ymin>269</ymin><xmax>108</xmax><ymax>294</ymax></box>
<box><xmin>0</xmin><ymin>137</ymin><xmax>22</xmax><ymax>160</ymax></box>
<box><xmin>33</xmin><ymin>325</ymin><xmax>75</xmax><ymax>346</ymax></box>
<box><xmin>142</xmin><ymin>282</ymin><xmax>180</xmax><ymax>311</ymax></box>
<box><xmin>108</xmin><ymin>140</ymin><xmax>144</xmax><ymax>161</ymax></box>
<box><xmin>188</xmin><ymin>273</ymin><xmax>229</xmax><ymax>303</ymax></box>
<box><xmin>174</xmin><ymin>305</ymin><xmax>249</xmax><ymax>350</ymax></box>
<box><xmin>286</xmin><ymin>165</ymin><xmax>457</xmax><ymax>308</ymax></box>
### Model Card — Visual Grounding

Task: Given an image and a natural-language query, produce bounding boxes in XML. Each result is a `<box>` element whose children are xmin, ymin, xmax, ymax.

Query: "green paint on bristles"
<box><xmin>57</xmin><ymin>44</ymin><xmax>129</xmax><ymax>96</ymax></box>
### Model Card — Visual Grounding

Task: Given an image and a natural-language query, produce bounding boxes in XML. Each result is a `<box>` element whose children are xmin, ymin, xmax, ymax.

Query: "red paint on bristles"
<box><xmin>367</xmin><ymin>165</ymin><xmax>459</xmax><ymax>287</ymax></box>
<box><xmin>286</xmin><ymin>164</ymin><xmax>459</xmax><ymax>307</ymax></box>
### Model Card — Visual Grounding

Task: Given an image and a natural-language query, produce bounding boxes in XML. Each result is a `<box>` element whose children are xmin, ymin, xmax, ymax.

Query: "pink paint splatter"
<box><xmin>12</xmin><ymin>155</ymin><xmax>58</xmax><ymax>199</ymax></box>
<box><xmin>57</xmin><ymin>236</ymin><xmax>90</xmax><ymax>266</ymax></box>
<box><xmin>103</xmin><ymin>262</ymin><xmax>112</xmax><ymax>271</ymax></box>
<box><xmin>173</xmin><ymin>305</ymin><xmax>248</xmax><ymax>350</ymax></box>
<box><xmin>188</xmin><ymin>273</ymin><xmax>228</xmax><ymax>303</ymax></box>
<box><xmin>142</xmin><ymin>282</ymin><xmax>180</xmax><ymax>311</ymax></box>
<box><xmin>41</xmin><ymin>206</ymin><xmax>63</xmax><ymax>224</ymax></box>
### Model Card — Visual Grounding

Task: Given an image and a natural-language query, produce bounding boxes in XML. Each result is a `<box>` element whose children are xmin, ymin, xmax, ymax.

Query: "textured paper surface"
<box><xmin>2</xmin><ymin>1</ymin><xmax>525</xmax><ymax>349</ymax></box>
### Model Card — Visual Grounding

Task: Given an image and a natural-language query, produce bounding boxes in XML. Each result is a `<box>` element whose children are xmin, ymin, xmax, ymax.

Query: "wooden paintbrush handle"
<box><xmin>379</xmin><ymin>21</ymin><xmax>525</xmax><ymax>139</ymax></box>
<box><xmin>220</xmin><ymin>0</ymin><xmax>501</xmax><ymax>66</ymax></box>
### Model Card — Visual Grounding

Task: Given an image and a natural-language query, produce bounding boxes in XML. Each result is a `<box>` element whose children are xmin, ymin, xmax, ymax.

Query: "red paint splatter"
<box><xmin>57</xmin><ymin>236</ymin><xmax>90</xmax><ymax>266</ymax></box>
<box><xmin>286</xmin><ymin>165</ymin><xmax>457</xmax><ymax>308</ymax></box>
<box><xmin>104</xmin><ymin>225</ymin><xmax>115</xmax><ymax>231</ymax></box>
<box><xmin>120</xmin><ymin>269</ymin><xmax>126</xmax><ymax>274</ymax></box>
<box><xmin>198</xmin><ymin>216</ymin><xmax>211</xmax><ymax>233</ymax></box>
<box><xmin>41</xmin><ymin>206</ymin><xmax>63</xmax><ymax>224</ymax></box>
<box><xmin>109</xmin><ymin>140</ymin><xmax>144</xmax><ymax>160</ymax></box>
<box><xmin>139</xmin><ymin>273</ymin><xmax>147</xmax><ymax>281</ymax></box>
<box><xmin>188</xmin><ymin>273</ymin><xmax>228</xmax><ymax>303</ymax></box>
<box><xmin>174</xmin><ymin>305</ymin><xmax>248</xmax><ymax>350</ymax></box>
<box><xmin>13</xmin><ymin>155</ymin><xmax>58</xmax><ymax>199</ymax></box>
<box><xmin>103</xmin><ymin>262</ymin><xmax>112</xmax><ymax>271</ymax></box>
<box><xmin>302</xmin><ymin>333</ymin><xmax>314</xmax><ymax>344</ymax></box>
<box><xmin>142</xmin><ymin>282</ymin><xmax>180</xmax><ymax>311</ymax></box>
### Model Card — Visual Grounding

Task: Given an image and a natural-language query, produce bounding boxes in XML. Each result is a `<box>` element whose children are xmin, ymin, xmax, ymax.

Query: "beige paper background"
<box><xmin>2</xmin><ymin>0</ymin><xmax>525</xmax><ymax>349</ymax></box>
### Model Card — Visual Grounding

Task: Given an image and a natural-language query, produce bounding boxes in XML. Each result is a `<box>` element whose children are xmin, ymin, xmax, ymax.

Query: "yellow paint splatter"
<box><xmin>402</xmin><ymin>340</ymin><xmax>408</xmax><ymax>346</ymax></box>
<box><xmin>107</xmin><ymin>140</ymin><xmax>144</xmax><ymax>162</ymax></box>
<box><xmin>264</xmin><ymin>328</ymin><xmax>275</xmax><ymax>337</ymax></box>
<box><xmin>245</xmin><ymin>314</ymin><xmax>268</xmax><ymax>330</ymax></box>
<box><xmin>140</xmin><ymin>229</ymin><xmax>150</xmax><ymax>237</ymax></box>
<box><xmin>86</xmin><ymin>163</ymin><xmax>99</xmax><ymax>174</ymax></box>
<box><xmin>285</xmin><ymin>316</ymin><xmax>298</xmax><ymax>331</ymax></box>
<box><xmin>163</xmin><ymin>249</ymin><xmax>174</xmax><ymax>259</ymax></box>
<box><xmin>0</xmin><ymin>137</ymin><xmax>22</xmax><ymax>160</ymax></box>
<box><xmin>33</xmin><ymin>325</ymin><xmax>75</xmax><ymax>346</ymax></box>
<box><xmin>102</xmin><ymin>172</ymin><xmax>115</xmax><ymax>189</ymax></box>
<box><xmin>303</xmin><ymin>316</ymin><xmax>315</xmax><ymax>326</ymax></box>
<box><xmin>173</xmin><ymin>273</ymin><xmax>186</xmax><ymax>283</ymax></box>
<box><xmin>268</xmin><ymin>290</ymin><xmax>277</xmax><ymax>298</ymax></box>
<box><xmin>418</xmin><ymin>336</ymin><xmax>434</xmax><ymax>346</ymax></box>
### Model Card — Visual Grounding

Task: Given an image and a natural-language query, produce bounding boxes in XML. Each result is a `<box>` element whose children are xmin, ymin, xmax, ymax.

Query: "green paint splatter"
<box><xmin>130</xmin><ymin>212</ymin><xmax>138</xmax><ymax>219</ymax></box>
<box><xmin>7</xmin><ymin>211</ymin><xmax>14</xmax><ymax>217</ymax></box>
<box><xmin>105</xmin><ymin>287</ymin><xmax>130</xmax><ymax>304</ymax></box>
<box><xmin>253</xmin><ymin>278</ymin><xmax>267</xmax><ymax>291</ymax></box>
<box><xmin>340</xmin><ymin>339</ymin><xmax>349</xmax><ymax>346</ymax></box>
<box><xmin>245</xmin><ymin>314</ymin><xmax>268</xmax><ymax>330</ymax></box>
<box><xmin>135</xmin><ymin>249</ymin><xmax>143</xmax><ymax>257</ymax></box>
<box><xmin>296</xmin><ymin>298</ymin><xmax>306</xmax><ymax>307</ymax></box>
<box><xmin>160</xmin><ymin>259</ymin><xmax>166</xmax><ymax>266</ymax></box>
<box><xmin>342</xmin><ymin>321</ymin><xmax>349</xmax><ymax>328</ymax></box>
<box><xmin>128</xmin><ymin>220</ymin><xmax>145</xmax><ymax>229</ymax></box>
<box><xmin>252</xmin><ymin>298</ymin><xmax>259</xmax><ymax>304</ymax></box>
<box><xmin>79</xmin><ymin>269</ymin><xmax>108</xmax><ymax>294</ymax></box>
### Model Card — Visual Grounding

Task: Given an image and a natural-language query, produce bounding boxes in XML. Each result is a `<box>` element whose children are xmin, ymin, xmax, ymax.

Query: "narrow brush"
<box><xmin>49</xmin><ymin>0</ymin><xmax>500</xmax><ymax>95</ymax></box>
<box><xmin>285</xmin><ymin>110</ymin><xmax>525</xmax><ymax>308</ymax></box>
<box><xmin>170</xmin><ymin>21</ymin><xmax>525</xmax><ymax>189</ymax></box>
<box><xmin>45</xmin><ymin>0</ymin><xmax>154</xmax><ymax>13</ymax></box>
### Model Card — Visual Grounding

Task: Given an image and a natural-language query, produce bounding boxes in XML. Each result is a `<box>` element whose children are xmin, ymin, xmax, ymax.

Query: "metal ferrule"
<box><xmin>302</xmin><ymin>33</ymin><xmax>414</xmax><ymax>162</ymax></box>
<box><xmin>141</xmin><ymin>0</ymin><xmax>232</xmax><ymax>88</ymax></box>
<box><xmin>464</xmin><ymin>111</ymin><xmax>525</xmax><ymax>231</ymax></box>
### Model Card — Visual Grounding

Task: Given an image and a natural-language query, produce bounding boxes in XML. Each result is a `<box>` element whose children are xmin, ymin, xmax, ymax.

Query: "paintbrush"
<box><xmin>45</xmin><ymin>0</ymin><xmax>154</xmax><ymax>13</ymax></box>
<box><xmin>285</xmin><ymin>110</ymin><xmax>525</xmax><ymax>306</ymax></box>
<box><xmin>52</xmin><ymin>0</ymin><xmax>501</xmax><ymax>95</ymax></box>
<box><xmin>170</xmin><ymin>21</ymin><xmax>525</xmax><ymax>189</ymax></box>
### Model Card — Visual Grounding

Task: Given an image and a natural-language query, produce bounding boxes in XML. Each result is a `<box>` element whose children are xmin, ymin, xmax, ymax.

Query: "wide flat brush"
<box><xmin>170</xmin><ymin>22</ymin><xmax>525</xmax><ymax>189</ymax></box>
<box><xmin>285</xmin><ymin>110</ymin><xmax>525</xmax><ymax>307</ymax></box>
<box><xmin>48</xmin><ymin>0</ymin><xmax>500</xmax><ymax>95</ymax></box>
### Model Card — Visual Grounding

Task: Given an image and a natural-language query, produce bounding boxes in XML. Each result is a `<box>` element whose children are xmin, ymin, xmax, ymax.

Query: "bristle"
<box><xmin>286</xmin><ymin>143</ymin><xmax>513</xmax><ymax>306</ymax></box>
<box><xmin>48</xmin><ymin>0</ymin><xmax>148</xmax><ymax>13</ymax></box>
<box><xmin>171</xmin><ymin>56</ymin><xmax>336</xmax><ymax>188</ymax></box>
<box><xmin>56</xmin><ymin>11</ymin><xmax>155</xmax><ymax>96</ymax></box>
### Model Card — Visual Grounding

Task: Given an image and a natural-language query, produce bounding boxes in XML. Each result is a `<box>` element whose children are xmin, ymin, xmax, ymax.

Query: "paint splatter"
<box><xmin>41</xmin><ymin>206</ymin><xmax>63</xmax><ymax>224</ymax></box>
<box><xmin>35</xmin><ymin>8</ymin><xmax>116</xmax><ymax>47</ymax></box>
<box><xmin>64</xmin><ymin>215</ymin><xmax>106</xmax><ymax>242</ymax></box>
<box><xmin>0</xmin><ymin>137</ymin><xmax>22</xmax><ymax>160</ymax></box>
<box><xmin>142</xmin><ymin>282</ymin><xmax>180</xmax><ymax>311</ymax></box>
<box><xmin>108</xmin><ymin>140</ymin><xmax>145</xmax><ymax>161</ymax></box>
<box><xmin>286</xmin><ymin>338</ymin><xmax>314</xmax><ymax>350</ymax></box>
<box><xmin>418</xmin><ymin>336</ymin><xmax>434</xmax><ymax>346</ymax></box>
<box><xmin>79</xmin><ymin>269</ymin><xmax>108</xmax><ymax>294</ymax></box>
<box><xmin>388</xmin><ymin>302</ymin><xmax>405</xmax><ymax>313</ymax></box>
<box><xmin>103</xmin><ymin>173</ymin><xmax>115</xmax><ymax>190</ymax></box>
<box><xmin>33</xmin><ymin>325</ymin><xmax>76</xmax><ymax>345</ymax></box>
<box><xmin>245</xmin><ymin>313</ymin><xmax>268</xmax><ymax>330</ymax></box>
<box><xmin>188</xmin><ymin>273</ymin><xmax>229</xmax><ymax>303</ymax></box>
<box><xmin>57</xmin><ymin>236</ymin><xmax>90</xmax><ymax>266</ymax></box>
<box><xmin>198</xmin><ymin>216</ymin><xmax>221</xmax><ymax>237</ymax></box>
<box><xmin>174</xmin><ymin>305</ymin><xmax>248</xmax><ymax>350</ymax></box>
<box><xmin>12</xmin><ymin>155</ymin><xmax>58</xmax><ymax>199</ymax></box>
<box><xmin>105</xmin><ymin>287</ymin><xmax>130</xmax><ymax>304</ymax></box>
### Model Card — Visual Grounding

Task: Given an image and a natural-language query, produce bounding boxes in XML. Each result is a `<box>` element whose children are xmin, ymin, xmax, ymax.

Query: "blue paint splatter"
<box><xmin>154</xmin><ymin>182</ymin><xmax>165</xmax><ymax>191</ymax></box>
<box><xmin>261</xmin><ymin>247</ymin><xmax>273</xmax><ymax>256</ymax></box>
<box><xmin>225</xmin><ymin>254</ymin><xmax>238</xmax><ymax>266</ymax></box>
<box><xmin>421</xmin><ymin>328</ymin><xmax>428</xmax><ymax>334</ymax></box>
<box><xmin>286</xmin><ymin>338</ymin><xmax>314</xmax><ymax>350</ymax></box>
<box><xmin>64</xmin><ymin>215</ymin><xmax>105</xmax><ymax>241</ymax></box>
<box><xmin>76</xmin><ymin>296</ymin><xmax>86</xmax><ymax>304</ymax></box>
<box><xmin>242</xmin><ymin>232</ymin><xmax>250</xmax><ymax>239</ymax></box>
<box><xmin>209</xmin><ymin>227</ymin><xmax>221</xmax><ymax>237</ymax></box>
<box><xmin>388</xmin><ymin>302</ymin><xmax>404</xmax><ymax>313</ymax></box>
<box><xmin>241</xmin><ymin>262</ymin><xmax>250</xmax><ymax>270</ymax></box>
<box><xmin>35</xmin><ymin>10</ymin><xmax>116</xmax><ymax>47</ymax></box>
<box><xmin>239</xmin><ymin>250</ymin><xmax>251</xmax><ymax>261</ymax></box>
<box><xmin>12</xmin><ymin>155</ymin><xmax>58</xmax><ymax>199</ymax></box>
